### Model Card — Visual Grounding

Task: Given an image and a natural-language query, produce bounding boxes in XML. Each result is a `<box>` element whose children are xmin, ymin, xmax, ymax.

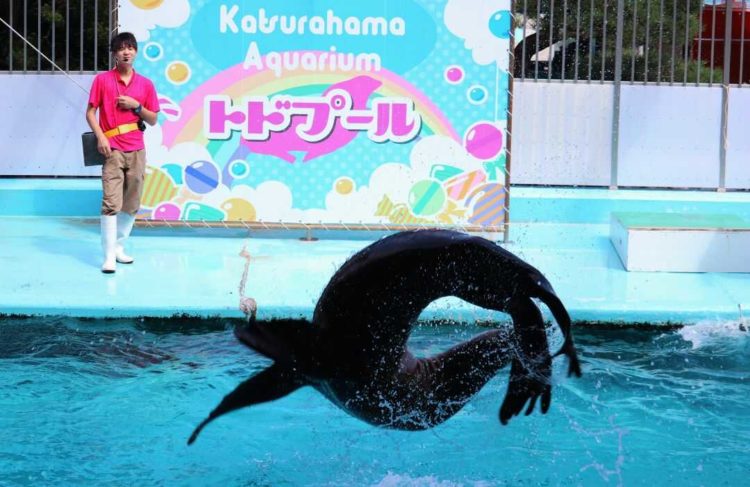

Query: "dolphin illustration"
<box><xmin>236</xmin><ymin>75</ymin><xmax>382</xmax><ymax>163</ymax></box>
<box><xmin>188</xmin><ymin>229</ymin><xmax>581</xmax><ymax>444</ymax></box>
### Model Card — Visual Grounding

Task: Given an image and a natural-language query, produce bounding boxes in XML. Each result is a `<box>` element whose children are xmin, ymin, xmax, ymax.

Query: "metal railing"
<box><xmin>514</xmin><ymin>0</ymin><xmax>749</xmax><ymax>87</ymax></box>
<box><xmin>1</xmin><ymin>0</ymin><xmax>116</xmax><ymax>73</ymax></box>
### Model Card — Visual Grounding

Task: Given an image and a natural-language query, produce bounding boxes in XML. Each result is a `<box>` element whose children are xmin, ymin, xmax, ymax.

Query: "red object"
<box><xmin>88</xmin><ymin>68</ymin><xmax>160</xmax><ymax>152</ymax></box>
<box><xmin>692</xmin><ymin>1</ymin><xmax>750</xmax><ymax>83</ymax></box>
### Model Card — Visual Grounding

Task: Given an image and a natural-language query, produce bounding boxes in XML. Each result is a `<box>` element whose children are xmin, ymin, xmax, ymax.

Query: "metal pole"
<box><xmin>548</xmin><ymin>0</ymin><xmax>555</xmax><ymax>82</ymax></box>
<box><xmin>504</xmin><ymin>0</ymin><xmax>516</xmax><ymax>244</ymax></box>
<box><xmin>684</xmin><ymin>0</ymin><xmax>691</xmax><ymax>84</ymax></box>
<box><xmin>9</xmin><ymin>0</ymin><xmax>13</xmax><ymax>72</ymax></box>
<box><xmin>37</xmin><ymin>0</ymin><xmax>41</xmax><ymax>72</ymax></box>
<box><xmin>657</xmin><ymin>0</ymin><xmax>664</xmax><ymax>84</ymax></box>
<box><xmin>94</xmin><ymin>0</ymin><xmax>98</xmax><ymax>72</ymax></box>
<box><xmin>575</xmin><ymin>0</ymin><xmax>581</xmax><ymax>81</ymax></box>
<box><xmin>601</xmin><ymin>0</ymin><xmax>608</xmax><ymax>82</ymax></box>
<box><xmin>588</xmin><ymin>0</ymin><xmax>594</xmax><ymax>81</ymax></box>
<box><xmin>79</xmin><ymin>0</ymin><xmax>83</xmax><ymax>72</ymax></box>
<box><xmin>24</xmin><ymin>0</ymin><xmax>27</xmax><ymax>72</ymax></box>
<box><xmin>66</xmin><ymin>0</ymin><xmax>69</xmax><ymax>72</ymax></box>
<box><xmin>631</xmin><ymin>0</ymin><xmax>638</xmax><ymax>82</ymax></box>
<box><xmin>670</xmin><ymin>0</ymin><xmax>678</xmax><ymax>84</ymax></box>
<box><xmin>52</xmin><ymin>0</ymin><xmax>56</xmax><ymax>71</ymax></box>
<box><xmin>697</xmin><ymin>0</ymin><xmax>704</xmax><ymax>83</ymax></box>
<box><xmin>561</xmin><ymin>0</ymin><xmax>568</xmax><ymax>80</ymax></box>
<box><xmin>611</xmin><ymin>0</ymin><xmax>625</xmax><ymax>189</ymax></box>
<box><xmin>719</xmin><ymin>0</ymin><xmax>733</xmax><ymax>191</ymax></box>
<box><xmin>740</xmin><ymin>1</ymin><xmax>747</xmax><ymax>86</ymax></box>
<box><xmin>710</xmin><ymin>1</ymin><xmax>718</xmax><ymax>85</ymax></box>
<box><xmin>645</xmin><ymin>0</ymin><xmax>651</xmax><ymax>83</ymax></box>
<box><xmin>535</xmin><ymin>0</ymin><xmax>541</xmax><ymax>80</ymax></box>
<box><xmin>108</xmin><ymin>0</ymin><xmax>112</xmax><ymax>69</ymax></box>
<box><xmin>521</xmin><ymin>0</ymin><xmax>527</xmax><ymax>80</ymax></box>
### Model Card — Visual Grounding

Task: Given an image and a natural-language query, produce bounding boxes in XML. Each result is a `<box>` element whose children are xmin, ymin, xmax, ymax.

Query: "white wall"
<box><xmin>726</xmin><ymin>88</ymin><xmax>750</xmax><ymax>190</ymax></box>
<box><xmin>512</xmin><ymin>81</ymin><xmax>613</xmax><ymax>186</ymax></box>
<box><xmin>512</xmin><ymin>80</ymin><xmax>748</xmax><ymax>190</ymax></box>
<box><xmin>0</xmin><ymin>74</ymin><xmax>747</xmax><ymax>190</ymax></box>
<box><xmin>0</xmin><ymin>74</ymin><xmax>99</xmax><ymax>177</ymax></box>
<box><xmin>617</xmin><ymin>85</ymin><xmax>722</xmax><ymax>188</ymax></box>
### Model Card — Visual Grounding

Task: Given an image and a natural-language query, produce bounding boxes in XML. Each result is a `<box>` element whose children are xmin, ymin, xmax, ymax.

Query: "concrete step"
<box><xmin>611</xmin><ymin>212</ymin><xmax>750</xmax><ymax>272</ymax></box>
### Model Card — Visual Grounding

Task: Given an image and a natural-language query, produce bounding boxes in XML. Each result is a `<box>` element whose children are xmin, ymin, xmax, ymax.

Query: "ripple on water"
<box><xmin>1</xmin><ymin>318</ymin><xmax>748</xmax><ymax>485</ymax></box>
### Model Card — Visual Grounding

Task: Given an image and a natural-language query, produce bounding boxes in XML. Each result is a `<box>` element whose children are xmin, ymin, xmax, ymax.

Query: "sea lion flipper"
<box><xmin>234</xmin><ymin>321</ymin><xmax>316</xmax><ymax>368</ymax></box>
<box><xmin>500</xmin><ymin>298</ymin><xmax>554</xmax><ymax>425</ymax></box>
<box><xmin>188</xmin><ymin>363</ymin><xmax>303</xmax><ymax>445</ymax></box>
<box><xmin>499</xmin><ymin>357</ymin><xmax>551</xmax><ymax>424</ymax></box>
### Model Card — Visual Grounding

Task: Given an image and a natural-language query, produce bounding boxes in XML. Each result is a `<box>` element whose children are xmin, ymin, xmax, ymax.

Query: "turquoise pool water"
<box><xmin>1</xmin><ymin>317</ymin><xmax>748</xmax><ymax>486</ymax></box>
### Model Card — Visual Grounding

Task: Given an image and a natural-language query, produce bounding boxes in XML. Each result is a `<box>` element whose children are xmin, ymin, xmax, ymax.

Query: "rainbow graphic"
<box><xmin>161</xmin><ymin>59</ymin><xmax>460</xmax><ymax>150</ymax></box>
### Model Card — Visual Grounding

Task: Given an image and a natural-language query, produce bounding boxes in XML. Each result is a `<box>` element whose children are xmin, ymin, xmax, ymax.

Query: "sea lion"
<box><xmin>189</xmin><ymin>229</ymin><xmax>581</xmax><ymax>444</ymax></box>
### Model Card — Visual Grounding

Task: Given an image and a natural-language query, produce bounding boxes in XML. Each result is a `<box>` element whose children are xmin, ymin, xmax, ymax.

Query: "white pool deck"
<box><xmin>1</xmin><ymin>181</ymin><xmax>749</xmax><ymax>325</ymax></box>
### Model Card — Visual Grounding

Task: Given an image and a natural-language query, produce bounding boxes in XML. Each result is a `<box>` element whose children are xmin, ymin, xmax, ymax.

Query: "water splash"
<box><xmin>373</xmin><ymin>472</ymin><xmax>490</xmax><ymax>487</ymax></box>
<box><xmin>574</xmin><ymin>414</ymin><xmax>628</xmax><ymax>486</ymax></box>
<box><xmin>677</xmin><ymin>319</ymin><xmax>750</xmax><ymax>350</ymax></box>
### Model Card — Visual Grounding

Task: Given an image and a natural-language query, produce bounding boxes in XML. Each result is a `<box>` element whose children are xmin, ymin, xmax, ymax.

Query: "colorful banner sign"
<box><xmin>120</xmin><ymin>0</ymin><xmax>512</xmax><ymax>228</ymax></box>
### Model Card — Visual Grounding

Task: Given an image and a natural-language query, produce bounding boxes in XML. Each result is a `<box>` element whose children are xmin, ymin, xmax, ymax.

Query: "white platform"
<box><xmin>610</xmin><ymin>212</ymin><xmax>750</xmax><ymax>273</ymax></box>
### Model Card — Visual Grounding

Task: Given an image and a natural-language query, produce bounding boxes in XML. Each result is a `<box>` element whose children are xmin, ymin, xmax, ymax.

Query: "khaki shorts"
<box><xmin>101</xmin><ymin>149</ymin><xmax>147</xmax><ymax>216</ymax></box>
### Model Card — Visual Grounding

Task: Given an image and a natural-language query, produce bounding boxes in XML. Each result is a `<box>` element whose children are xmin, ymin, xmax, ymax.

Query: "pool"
<box><xmin>2</xmin><ymin>317</ymin><xmax>748</xmax><ymax>486</ymax></box>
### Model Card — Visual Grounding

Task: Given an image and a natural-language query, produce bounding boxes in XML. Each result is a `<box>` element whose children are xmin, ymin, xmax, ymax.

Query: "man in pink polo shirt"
<box><xmin>86</xmin><ymin>32</ymin><xmax>159</xmax><ymax>273</ymax></box>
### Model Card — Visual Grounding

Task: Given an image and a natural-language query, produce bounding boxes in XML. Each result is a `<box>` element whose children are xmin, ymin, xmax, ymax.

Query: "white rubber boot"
<box><xmin>116</xmin><ymin>212</ymin><xmax>136</xmax><ymax>264</ymax></box>
<box><xmin>101</xmin><ymin>215</ymin><xmax>117</xmax><ymax>273</ymax></box>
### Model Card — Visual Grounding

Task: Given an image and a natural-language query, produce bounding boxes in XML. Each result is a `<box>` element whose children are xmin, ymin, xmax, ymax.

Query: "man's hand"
<box><xmin>116</xmin><ymin>95</ymin><xmax>140</xmax><ymax>110</ymax></box>
<box><xmin>97</xmin><ymin>135</ymin><xmax>112</xmax><ymax>157</ymax></box>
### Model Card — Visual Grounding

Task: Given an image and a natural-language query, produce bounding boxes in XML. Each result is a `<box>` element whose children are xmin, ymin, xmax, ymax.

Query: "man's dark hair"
<box><xmin>110</xmin><ymin>32</ymin><xmax>138</xmax><ymax>53</ymax></box>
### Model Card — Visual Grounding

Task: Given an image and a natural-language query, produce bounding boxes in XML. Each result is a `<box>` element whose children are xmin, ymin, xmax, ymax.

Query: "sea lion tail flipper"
<box><xmin>536</xmin><ymin>287</ymin><xmax>582</xmax><ymax>378</ymax></box>
<box><xmin>188</xmin><ymin>363</ymin><xmax>303</xmax><ymax>445</ymax></box>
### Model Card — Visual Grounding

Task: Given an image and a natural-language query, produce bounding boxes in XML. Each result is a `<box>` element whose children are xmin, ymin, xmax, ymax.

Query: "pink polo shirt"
<box><xmin>88</xmin><ymin>68</ymin><xmax>159</xmax><ymax>152</ymax></box>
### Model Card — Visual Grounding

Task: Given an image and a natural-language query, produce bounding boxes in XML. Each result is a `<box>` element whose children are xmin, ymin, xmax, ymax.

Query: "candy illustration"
<box><xmin>408</xmin><ymin>180</ymin><xmax>446</xmax><ymax>216</ymax></box>
<box><xmin>483</xmin><ymin>153</ymin><xmax>507</xmax><ymax>181</ymax></box>
<box><xmin>161</xmin><ymin>163</ymin><xmax>183</xmax><ymax>184</ymax></box>
<box><xmin>375</xmin><ymin>195</ymin><xmax>429</xmax><ymax>225</ymax></box>
<box><xmin>152</xmin><ymin>202</ymin><xmax>181</xmax><ymax>221</ymax></box>
<box><xmin>488</xmin><ymin>10</ymin><xmax>513</xmax><ymax>39</ymax></box>
<box><xmin>334</xmin><ymin>177</ymin><xmax>355</xmax><ymax>195</ymax></box>
<box><xmin>144</xmin><ymin>42</ymin><xmax>163</xmax><ymax>62</ymax></box>
<box><xmin>184</xmin><ymin>160</ymin><xmax>220</xmax><ymax>194</ymax></box>
<box><xmin>430</xmin><ymin>164</ymin><xmax>464</xmax><ymax>182</ymax></box>
<box><xmin>158</xmin><ymin>94</ymin><xmax>182</xmax><ymax>122</ymax></box>
<box><xmin>467</xmin><ymin>85</ymin><xmax>488</xmax><ymax>105</ymax></box>
<box><xmin>435</xmin><ymin>200</ymin><xmax>467</xmax><ymax>225</ymax></box>
<box><xmin>444</xmin><ymin>65</ymin><xmax>464</xmax><ymax>84</ymax></box>
<box><xmin>466</xmin><ymin>183</ymin><xmax>506</xmax><ymax>227</ymax></box>
<box><xmin>166</xmin><ymin>61</ymin><xmax>191</xmax><ymax>85</ymax></box>
<box><xmin>129</xmin><ymin>0</ymin><xmax>164</xmax><ymax>9</ymax></box>
<box><xmin>182</xmin><ymin>202</ymin><xmax>225</xmax><ymax>221</ymax></box>
<box><xmin>464</xmin><ymin>122</ymin><xmax>504</xmax><ymax>161</ymax></box>
<box><xmin>221</xmin><ymin>198</ymin><xmax>256</xmax><ymax>221</ymax></box>
<box><xmin>443</xmin><ymin>170</ymin><xmax>487</xmax><ymax>201</ymax></box>
<box><xmin>222</xmin><ymin>159</ymin><xmax>251</xmax><ymax>188</ymax></box>
<box><xmin>141</xmin><ymin>166</ymin><xmax>178</xmax><ymax>208</ymax></box>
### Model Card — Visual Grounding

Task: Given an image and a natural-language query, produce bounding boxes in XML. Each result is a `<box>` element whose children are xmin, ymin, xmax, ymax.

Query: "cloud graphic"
<box><xmin>145</xmin><ymin>124</ymin><xmax>485</xmax><ymax>224</ymax></box>
<box><xmin>144</xmin><ymin>122</ymin><xmax>212</xmax><ymax>169</ymax></box>
<box><xmin>444</xmin><ymin>0</ymin><xmax>511</xmax><ymax>68</ymax></box>
<box><xmin>119</xmin><ymin>0</ymin><xmax>191</xmax><ymax>42</ymax></box>
<box><xmin>321</xmin><ymin>135</ymin><xmax>485</xmax><ymax>222</ymax></box>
